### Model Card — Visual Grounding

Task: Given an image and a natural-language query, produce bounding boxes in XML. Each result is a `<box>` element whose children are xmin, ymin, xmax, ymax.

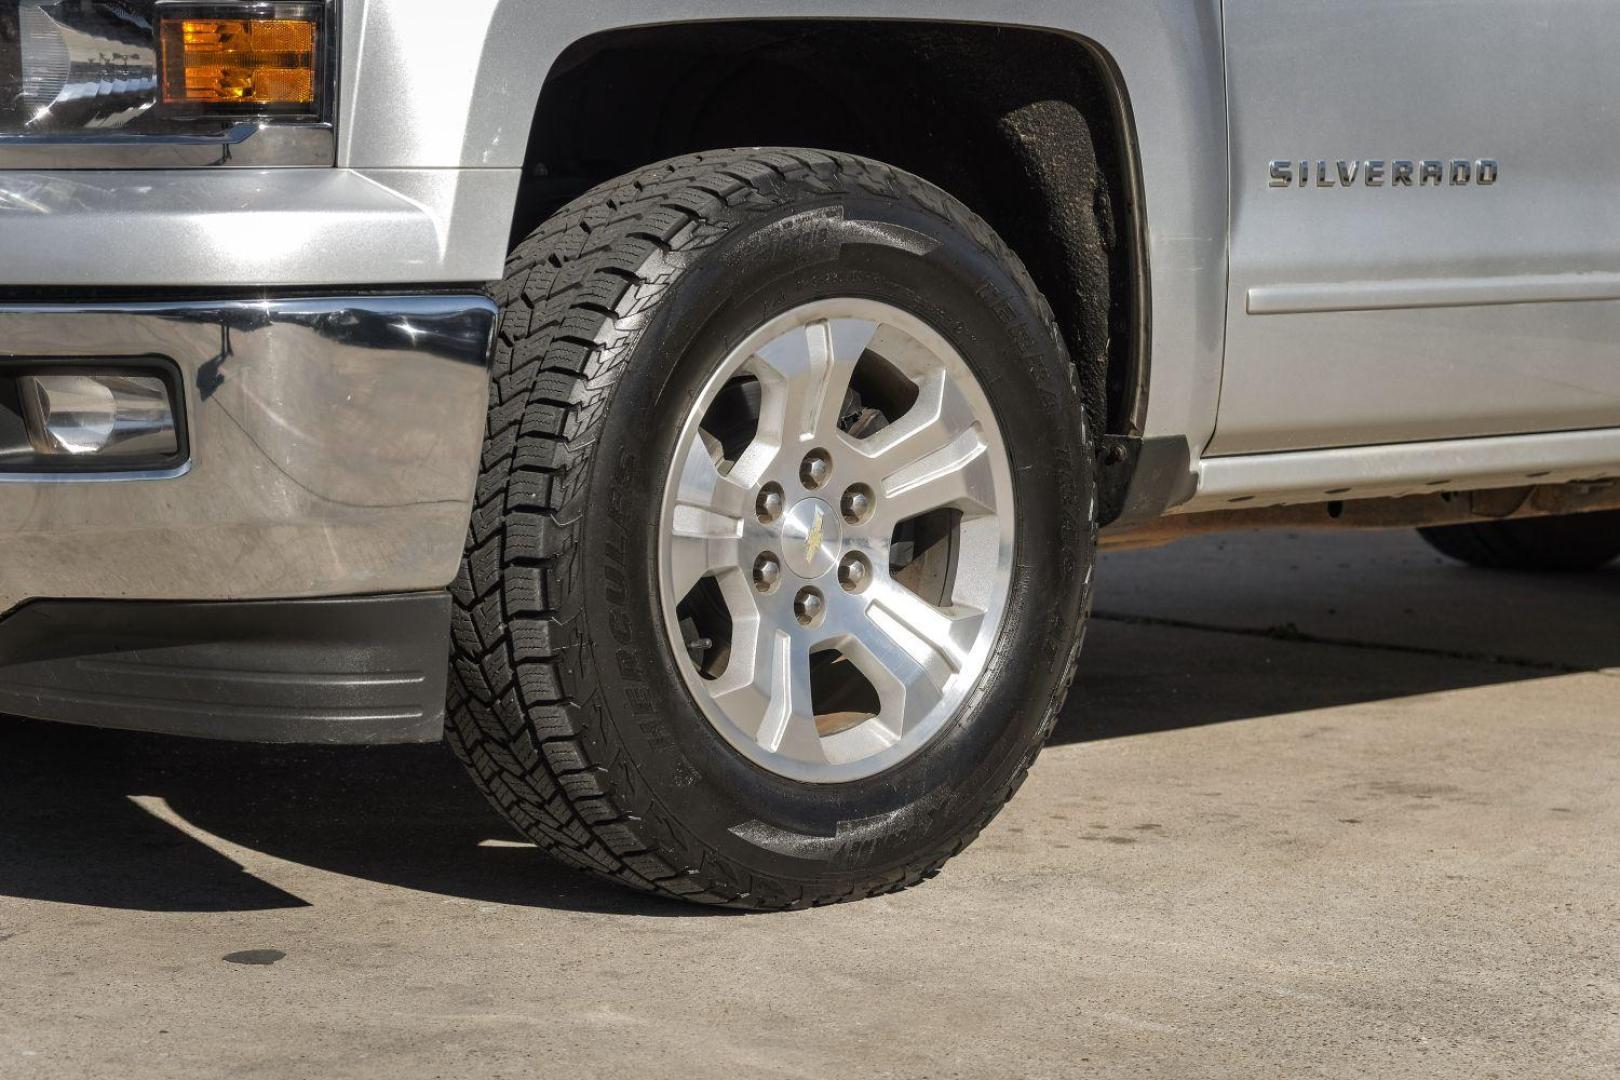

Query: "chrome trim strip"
<box><xmin>0</xmin><ymin>461</ymin><xmax>190</xmax><ymax>484</ymax></box>
<box><xmin>1184</xmin><ymin>427</ymin><xmax>1620</xmax><ymax>510</ymax></box>
<box><xmin>0</xmin><ymin>295</ymin><xmax>496</xmax><ymax>614</ymax></box>
<box><xmin>0</xmin><ymin>121</ymin><xmax>261</xmax><ymax>146</ymax></box>
<box><xmin>1247</xmin><ymin>273</ymin><xmax>1620</xmax><ymax>315</ymax></box>
<box><xmin>0</xmin><ymin>124</ymin><xmax>335</xmax><ymax>168</ymax></box>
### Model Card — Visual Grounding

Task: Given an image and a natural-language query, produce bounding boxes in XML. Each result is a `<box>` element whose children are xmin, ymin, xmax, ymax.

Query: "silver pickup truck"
<box><xmin>3</xmin><ymin>2</ymin><xmax>1616</xmax><ymax>908</ymax></box>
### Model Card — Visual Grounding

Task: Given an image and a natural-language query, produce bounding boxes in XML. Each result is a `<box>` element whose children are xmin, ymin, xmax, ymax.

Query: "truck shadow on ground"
<box><xmin>2</xmin><ymin>540</ymin><xmax>1617</xmax><ymax>915</ymax></box>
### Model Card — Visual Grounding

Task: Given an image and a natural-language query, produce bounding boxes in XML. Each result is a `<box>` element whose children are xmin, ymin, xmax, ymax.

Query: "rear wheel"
<box><xmin>447</xmin><ymin>149</ymin><xmax>1094</xmax><ymax>908</ymax></box>
<box><xmin>1418</xmin><ymin>511</ymin><xmax>1620</xmax><ymax>572</ymax></box>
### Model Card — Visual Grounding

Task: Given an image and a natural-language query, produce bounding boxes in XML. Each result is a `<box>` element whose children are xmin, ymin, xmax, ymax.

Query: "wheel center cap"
<box><xmin>780</xmin><ymin>498</ymin><xmax>841</xmax><ymax>578</ymax></box>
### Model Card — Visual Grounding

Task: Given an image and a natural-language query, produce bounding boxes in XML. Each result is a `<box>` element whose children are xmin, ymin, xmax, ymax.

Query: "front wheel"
<box><xmin>448</xmin><ymin>149</ymin><xmax>1095</xmax><ymax>908</ymax></box>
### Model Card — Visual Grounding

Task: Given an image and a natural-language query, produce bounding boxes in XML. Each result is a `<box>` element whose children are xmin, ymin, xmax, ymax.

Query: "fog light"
<box><xmin>19</xmin><ymin>374</ymin><xmax>178</xmax><ymax>459</ymax></box>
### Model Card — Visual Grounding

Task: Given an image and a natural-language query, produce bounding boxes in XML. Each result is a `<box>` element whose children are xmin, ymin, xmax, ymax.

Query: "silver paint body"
<box><xmin>1217</xmin><ymin>0</ymin><xmax>1620</xmax><ymax>459</ymax></box>
<box><xmin>3</xmin><ymin>0</ymin><xmax>1618</xmax><ymax>610</ymax></box>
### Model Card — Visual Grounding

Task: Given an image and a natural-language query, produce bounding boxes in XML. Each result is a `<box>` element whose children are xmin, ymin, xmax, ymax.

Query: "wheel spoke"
<box><xmin>751</xmin><ymin>318</ymin><xmax>877</xmax><ymax>444</ymax></box>
<box><xmin>711</xmin><ymin>625</ymin><xmax>823</xmax><ymax>763</ymax></box>
<box><xmin>664</xmin><ymin>518</ymin><xmax>741</xmax><ymax>599</ymax></box>
<box><xmin>850</xmin><ymin>580</ymin><xmax>985</xmax><ymax>735</ymax></box>
<box><xmin>866</xmin><ymin>580</ymin><xmax>983</xmax><ymax>684</ymax></box>
<box><xmin>754</xmin><ymin>631</ymin><xmax>821</xmax><ymax>760</ymax></box>
<box><xmin>673</xmin><ymin>432</ymin><xmax>752</xmax><ymax>517</ymax></box>
<box><xmin>876</xmin><ymin>425</ymin><xmax>995</xmax><ymax>524</ymax></box>
<box><xmin>706</xmin><ymin>617</ymin><xmax>772</xmax><ymax>735</ymax></box>
<box><xmin>846</xmin><ymin>373</ymin><xmax>996</xmax><ymax>522</ymax></box>
<box><xmin>667</xmin><ymin>437</ymin><xmax>747</xmax><ymax>597</ymax></box>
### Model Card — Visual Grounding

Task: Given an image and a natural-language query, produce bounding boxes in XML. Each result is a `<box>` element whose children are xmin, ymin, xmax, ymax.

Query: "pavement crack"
<box><xmin>1090</xmin><ymin>610</ymin><xmax>1588</xmax><ymax>675</ymax></box>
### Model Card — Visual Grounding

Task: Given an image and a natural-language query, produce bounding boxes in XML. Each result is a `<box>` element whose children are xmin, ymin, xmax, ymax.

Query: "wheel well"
<box><xmin>513</xmin><ymin>20</ymin><xmax>1148</xmax><ymax>454</ymax></box>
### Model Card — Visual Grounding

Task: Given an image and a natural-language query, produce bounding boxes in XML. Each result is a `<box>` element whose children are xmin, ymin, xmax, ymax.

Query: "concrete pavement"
<box><xmin>2</xmin><ymin>529</ymin><xmax>1616</xmax><ymax>1078</ymax></box>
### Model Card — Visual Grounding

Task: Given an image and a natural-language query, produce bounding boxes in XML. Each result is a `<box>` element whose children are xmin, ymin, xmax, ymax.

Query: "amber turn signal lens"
<box><xmin>159</xmin><ymin>17</ymin><xmax>318</xmax><ymax>109</ymax></box>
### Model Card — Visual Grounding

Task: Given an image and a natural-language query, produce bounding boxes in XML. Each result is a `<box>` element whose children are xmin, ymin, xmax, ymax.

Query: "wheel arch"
<box><xmin>504</xmin><ymin>20</ymin><xmax>1151</xmax><ymax>517</ymax></box>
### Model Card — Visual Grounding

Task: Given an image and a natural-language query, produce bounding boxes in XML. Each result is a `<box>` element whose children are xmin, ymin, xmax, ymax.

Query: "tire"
<box><xmin>1418</xmin><ymin>510</ymin><xmax>1620</xmax><ymax>572</ymax></box>
<box><xmin>447</xmin><ymin>148</ymin><xmax>1095</xmax><ymax>908</ymax></box>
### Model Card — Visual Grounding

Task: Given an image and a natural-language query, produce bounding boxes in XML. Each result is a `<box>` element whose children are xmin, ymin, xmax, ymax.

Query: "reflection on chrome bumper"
<box><xmin>0</xmin><ymin>295</ymin><xmax>495</xmax><ymax>616</ymax></box>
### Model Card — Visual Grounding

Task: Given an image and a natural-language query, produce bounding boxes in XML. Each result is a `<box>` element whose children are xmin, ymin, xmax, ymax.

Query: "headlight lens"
<box><xmin>2</xmin><ymin>1</ymin><xmax>331</xmax><ymax>137</ymax></box>
<box><xmin>17</xmin><ymin>1</ymin><xmax>160</xmax><ymax>130</ymax></box>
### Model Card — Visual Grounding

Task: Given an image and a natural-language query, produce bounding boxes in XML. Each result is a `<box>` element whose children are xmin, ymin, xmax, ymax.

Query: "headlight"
<box><xmin>17</xmin><ymin>1</ymin><xmax>159</xmax><ymax>130</ymax></box>
<box><xmin>2</xmin><ymin>1</ymin><xmax>333</xmax><ymax>144</ymax></box>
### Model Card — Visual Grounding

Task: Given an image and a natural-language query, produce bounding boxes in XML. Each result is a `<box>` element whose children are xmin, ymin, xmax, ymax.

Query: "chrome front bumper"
<box><xmin>0</xmin><ymin>296</ymin><xmax>495</xmax><ymax>617</ymax></box>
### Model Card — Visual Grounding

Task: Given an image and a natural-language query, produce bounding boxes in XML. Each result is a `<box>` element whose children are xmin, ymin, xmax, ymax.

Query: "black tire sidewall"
<box><xmin>578</xmin><ymin>186</ymin><xmax>1093</xmax><ymax>888</ymax></box>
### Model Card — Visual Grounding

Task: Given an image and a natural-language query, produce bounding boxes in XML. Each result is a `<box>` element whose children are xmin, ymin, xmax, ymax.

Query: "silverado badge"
<box><xmin>1269</xmin><ymin>159</ymin><xmax>1498</xmax><ymax>188</ymax></box>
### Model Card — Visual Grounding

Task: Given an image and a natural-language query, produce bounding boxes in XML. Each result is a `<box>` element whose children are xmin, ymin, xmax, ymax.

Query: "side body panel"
<box><xmin>1217</xmin><ymin>0</ymin><xmax>1620</xmax><ymax>455</ymax></box>
<box><xmin>338</xmin><ymin>0</ymin><xmax>1230</xmax><ymax>453</ymax></box>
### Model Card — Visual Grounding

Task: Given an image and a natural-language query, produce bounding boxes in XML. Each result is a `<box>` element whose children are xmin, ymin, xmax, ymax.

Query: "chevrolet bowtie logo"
<box><xmin>804</xmin><ymin>506</ymin><xmax>825</xmax><ymax>565</ymax></box>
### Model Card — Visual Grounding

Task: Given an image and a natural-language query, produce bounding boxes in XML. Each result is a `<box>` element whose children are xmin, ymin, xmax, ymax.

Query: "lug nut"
<box><xmin>838</xmin><ymin>552</ymin><xmax>871</xmax><ymax>593</ymax></box>
<box><xmin>753</xmin><ymin>552</ymin><xmax>782</xmax><ymax>593</ymax></box>
<box><xmin>840</xmin><ymin>483</ymin><xmax>874</xmax><ymax>525</ymax></box>
<box><xmin>799</xmin><ymin>449</ymin><xmax>832</xmax><ymax>490</ymax></box>
<box><xmin>756</xmin><ymin>482</ymin><xmax>785</xmax><ymax>523</ymax></box>
<box><xmin>793</xmin><ymin>587</ymin><xmax>825</xmax><ymax>626</ymax></box>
